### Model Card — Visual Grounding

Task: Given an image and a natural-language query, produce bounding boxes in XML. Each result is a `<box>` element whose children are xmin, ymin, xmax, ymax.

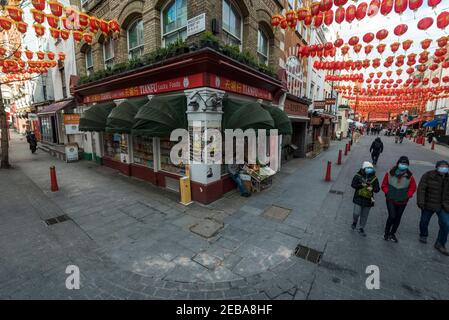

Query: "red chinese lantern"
<box><xmin>402</xmin><ymin>39</ymin><xmax>413</xmax><ymax>51</ymax></box>
<box><xmin>79</xmin><ymin>12</ymin><xmax>90</xmax><ymax>28</ymax></box>
<box><xmin>334</xmin><ymin>0</ymin><xmax>349</xmax><ymax>6</ymax></box>
<box><xmin>386</xmin><ymin>70</ymin><xmax>393</xmax><ymax>77</ymax></box>
<box><xmin>297</xmin><ymin>8</ymin><xmax>309</xmax><ymax>21</ymax></box>
<box><xmin>435</xmin><ymin>48</ymin><xmax>447</xmax><ymax>57</ymax></box>
<box><xmin>47</xmin><ymin>52</ymin><xmax>55</xmax><ymax>60</ymax></box>
<box><xmin>394</xmin><ymin>0</ymin><xmax>408</xmax><ymax>14</ymax></box>
<box><xmin>418</xmin><ymin>17</ymin><xmax>434</xmax><ymax>30</ymax></box>
<box><xmin>286</xmin><ymin>9</ymin><xmax>296</xmax><ymax>23</ymax></box>
<box><xmin>6</xmin><ymin>6</ymin><xmax>23</xmax><ymax>22</ymax></box>
<box><xmin>48</xmin><ymin>1</ymin><xmax>64</xmax><ymax>17</ymax></box>
<box><xmin>376</xmin><ymin>29</ymin><xmax>388</xmax><ymax>40</ymax></box>
<box><xmin>25</xmin><ymin>50</ymin><xmax>33</xmax><ymax>60</ymax></box>
<box><xmin>368</xmin><ymin>0</ymin><xmax>381</xmax><ymax>17</ymax></box>
<box><xmin>390</xmin><ymin>42</ymin><xmax>400</xmax><ymax>53</ymax></box>
<box><xmin>32</xmin><ymin>0</ymin><xmax>46</xmax><ymax>11</ymax></box>
<box><xmin>61</xmin><ymin>29</ymin><xmax>70</xmax><ymax>40</ymax></box>
<box><xmin>46</xmin><ymin>14</ymin><xmax>59</xmax><ymax>28</ymax></box>
<box><xmin>353</xmin><ymin>44</ymin><xmax>363</xmax><ymax>54</ymax></box>
<box><xmin>288</xmin><ymin>18</ymin><xmax>298</xmax><ymax>29</ymax></box>
<box><xmin>73</xmin><ymin>30</ymin><xmax>83</xmax><ymax>42</ymax></box>
<box><xmin>377</xmin><ymin>44</ymin><xmax>386</xmax><ymax>54</ymax></box>
<box><xmin>428</xmin><ymin>0</ymin><xmax>442</xmax><ymax>9</ymax></box>
<box><xmin>437</xmin><ymin>12</ymin><xmax>449</xmax><ymax>30</ymax></box>
<box><xmin>311</xmin><ymin>2</ymin><xmax>321</xmax><ymax>16</ymax></box>
<box><xmin>50</xmin><ymin>28</ymin><xmax>60</xmax><ymax>40</ymax></box>
<box><xmin>280</xmin><ymin>19</ymin><xmax>288</xmax><ymax>29</ymax></box>
<box><xmin>429</xmin><ymin>63</ymin><xmax>439</xmax><ymax>71</ymax></box>
<box><xmin>0</xmin><ymin>17</ymin><xmax>13</xmax><ymax>30</ymax></box>
<box><xmin>271</xmin><ymin>14</ymin><xmax>282</xmax><ymax>27</ymax></box>
<box><xmin>437</xmin><ymin>36</ymin><xmax>448</xmax><ymax>48</ymax></box>
<box><xmin>348</xmin><ymin>36</ymin><xmax>359</xmax><ymax>46</ymax></box>
<box><xmin>346</xmin><ymin>4</ymin><xmax>356</xmax><ymax>23</ymax></box>
<box><xmin>320</xmin><ymin>0</ymin><xmax>333</xmax><ymax>12</ymax></box>
<box><xmin>432</xmin><ymin>77</ymin><xmax>440</xmax><ymax>85</ymax></box>
<box><xmin>33</xmin><ymin>24</ymin><xmax>45</xmax><ymax>37</ymax></box>
<box><xmin>100</xmin><ymin>19</ymin><xmax>109</xmax><ymax>34</ymax></box>
<box><xmin>394</xmin><ymin>24</ymin><xmax>408</xmax><ymax>36</ymax></box>
<box><xmin>334</xmin><ymin>38</ymin><xmax>344</xmax><ymax>47</ymax></box>
<box><xmin>314</xmin><ymin>12</ymin><xmax>324</xmax><ymax>27</ymax></box>
<box><xmin>381</xmin><ymin>0</ymin><xmax>394</xmax><ymax>15</ymax></box>
<box><xmin>30</xmin><ymin>9</ymin><xmax>45</xmax><ymax>24</ymax></box>
<box><xmin>421</xmin><ymin>39</ymin><xmax>432</xmax><ymax>50</ymax></box>
<box><xmin>443</xmin><ymin>61</ymin><xmax>449</xmax><ymax>69</ymax></box>
<box><xmin>304</xmin><ymin>15</ymin><xmax>313</xmax><ymax>26</ymax></box>
<box><xmin>356</xmin><ymin>2</ymin><xmax>368</xmax><ymax>20</ymax></box>
<box><xmin>341</xmin><ymin>45</ymin><xmax>350</xmax><ymax>55</ymax></box>
<box><xmin>443</xmin><ymin>76</ymin><xmax>449</xmax><ymax>83</ymax></box>
<box><xmin>324</xmin><ymin>10</ymin><xmax>334</xmax><ymax>26</ymax></box>
<box><xmin>83</xmin><ymin>33</ymin><xmax>93</xmax><ymax>45</ymax></box>
<box><xmin>36</xmin><ymin>51</ymin><xmax>45</xmax><ymax>60</ymax></box>
<box><xmin>365</xmin><ymin>44</ymin><xmax>373</xmax><ymax>54</ymax></box>
<box><xmin>58</xmin><ymin>52</ymin><xmax>66</xmax><ymax>61</ymax></box>
<box><xmin>409</xmin><ymin>0</ymin><xmax>423</xmax><ymax>10</ymax></box>
<box><xmin>16</xmin><ymin>21</ymin><xmax>27</xmax><ymax>34</ymax></box>
<box><xmin>363</xmin><ymin>32</ymin><xmax>375</xmax><ymax>43</ymax></box>
<box><xmin>335</xmin><ymin>7</ymin><xmax>345</xmax><ymax>24</ymax></box>
<box><xmin>13</xmin><ymin>50</ymin><xmax>21</xmax><ymax>59</ymax></box>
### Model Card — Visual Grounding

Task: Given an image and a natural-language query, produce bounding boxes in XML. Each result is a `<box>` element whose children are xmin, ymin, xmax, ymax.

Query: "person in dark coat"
<box><xmin>369</xmin><ymin>137</ymin><xmax>384</xmax><ymax>165</ymax></box>
<box><xmin>417</xmin><ymin>160</ymin><xmax>449</xmax><ymax>256</ymax></box>
<box><xmin>351</xmin><ymin>161</ymin><xmax>380</xmax><ymax>236</ymax></box>
<box><xmin>381</xmin><ymin>156</ymin><xmax>417</xmax><ymax>242</ymax></box>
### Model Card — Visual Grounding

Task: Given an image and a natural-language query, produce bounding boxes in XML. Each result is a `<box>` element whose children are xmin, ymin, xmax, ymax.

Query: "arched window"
<box><xmin>103</xmin><ymin>38</ymin><xmax>115</xmax><ymax>69</ymax></box>
<box><xmin>85</xmin><ymin>47</ymin><xmax>93</xmax><ymax>76</ymax></box>
<box><xmin>286</xmin><ymin>56</ymin><xmax>303</xmax><ymax>97</ymax></box>
<box><xmin>222</xmin><ymin>0</ymin><xmax>242</xmax><ymax>47</ymax></box>
<box><xmin>162</xmin><ymin>0</ymin><xmax>187</xmax><ymax>47</ymax></box>
<box><xmin>257</xmin><ymin>28</ymin><xmax>269</xmax><ymax>65</ymax></box>
<box><xmin>127</xmin><ymin>19</ymin><xmax>144</xmax><ymax>60</ymax></box>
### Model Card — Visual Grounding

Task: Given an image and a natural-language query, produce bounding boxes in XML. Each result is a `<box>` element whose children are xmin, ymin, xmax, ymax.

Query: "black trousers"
<box><xmin>385</xmin><ymin>200</ymin><xmax>407</xmax><ymax>235</ymax></box>
<box><xmin>371</xmin><ymin>152</ymin><xmax>380</xmax><ymax>164</ymax></box>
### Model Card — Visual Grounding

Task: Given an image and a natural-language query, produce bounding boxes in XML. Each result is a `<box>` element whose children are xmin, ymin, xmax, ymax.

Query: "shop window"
<box><xmin>133</xmin><ymin>136</ymin><xmax>154</xmax><ymax>168</ymax></box>
<box><xmin>103</xmin><ymin>38</ymin><xmax>115</xmax><ymax>69</ymax></box>
<box><xmin>85</xmin><ymin>47</ymin><xmax>93</xmax><ymax>76</ymax></box>
<box><xmin>127</xmin><ymin>19</ymin><xmax>144</xmax><ymax>60</ymax></box>
<box><xmin>257</xmin><ymin>28</ymin><xmax>269</xmax><ymax>65</ymax></box>
<box><xmin>160</xmin><ymin>137</ymin><xmax>185</xmax><ymax>175</ymax></box>
<box><xmin>103</xmin><ymin>133</ymin><xmax>128</xmax><ymax>162</ymax></box>
<box><xmin>162</xmin><ymin>0</ymin><xmax>187</xmax><ymax>47</ymax></box>
<box><xmin>222</xmin><ymin>0</ymin><xmax>242</xmax><ymax>47</ymax></box>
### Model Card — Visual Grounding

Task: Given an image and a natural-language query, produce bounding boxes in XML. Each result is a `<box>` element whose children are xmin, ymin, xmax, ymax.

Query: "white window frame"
<box><xmin>222</xmin><ymin>0</ymin><xmax>243</xmax><ymax>48</ymax></box>
<box><xmin>161</xmin><ymin>0</ymin><xmax>188</xmax><ymax>48</ymax></box>
<box><xmin>257</xmin><ymin>28</ymin><xmax>269</xmax><ymax>66</ymax></box>
<box><xmin>103</xmin><ymin>38</ymin><xmax>115</xmax><ymax>69</ymax></box>
<box><xmin>127</xmin><ymin>19</ymin><xmax>144</xmax><ymax>60</ymax></box>
<box><xmin>85</xmin><ymin>47</ymin><xmax>93</xmax><ymax>76</ymax></box>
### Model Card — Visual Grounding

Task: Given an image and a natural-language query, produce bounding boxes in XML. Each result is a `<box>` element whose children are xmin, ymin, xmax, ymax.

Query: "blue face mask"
<box><xmin>437</xmin><ymin>167</ymin><xmax>449</xmax><ymax>174</ymax></box>
<box><xmin>365</xmin><ymin>168</ymin><xmax>374</xmax><ymax>174</ymax></box>
<box><xmin>398</xmin><ymin>164</ymin><xmax>408</xmax><ymax>171</ymax></box>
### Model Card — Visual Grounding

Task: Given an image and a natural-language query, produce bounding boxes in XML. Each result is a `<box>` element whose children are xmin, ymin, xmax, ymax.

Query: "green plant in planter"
<box><xmin>221</xmin><ymin>44</ymin><xmax>240</xmax><ymax>60</ymax></box>
<box><xmin>199</xmin><ymin>31</ymin><xmax>220</xmax><ymax>50</ymax></box>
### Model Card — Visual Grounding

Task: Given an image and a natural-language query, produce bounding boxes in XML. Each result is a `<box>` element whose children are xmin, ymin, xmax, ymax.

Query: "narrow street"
<box><xmin>1</xmin><ymin>131</ymin><xmax>448</xmax><ymax>299</ymax></box>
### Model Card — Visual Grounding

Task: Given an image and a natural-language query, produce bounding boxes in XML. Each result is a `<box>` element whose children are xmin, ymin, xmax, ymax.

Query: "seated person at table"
<box><xmin>227</xmin><ymin>164</ymin><xmax>251</xmax><ymax>197</ymax></box>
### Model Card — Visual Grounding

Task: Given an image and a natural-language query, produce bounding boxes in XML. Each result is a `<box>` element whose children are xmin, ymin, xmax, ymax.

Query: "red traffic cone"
<box><xmin>50</xmin><ymin>166</ymin><xmax>59</xmax><ymax>192</ymax></box>
<box><xmin>431</xmin><ymin>141</ymin><xmax>435</xmax><ymax>150</ymax></box>
<box><xmin>337</xmin><ymin>149</ymin><xmax>342</xmax><ymax>165</ymax></box>
<box><xmin>325</xmin><ymin>161</ymin><xmax>332</xmax><ymax>182</ymax></box>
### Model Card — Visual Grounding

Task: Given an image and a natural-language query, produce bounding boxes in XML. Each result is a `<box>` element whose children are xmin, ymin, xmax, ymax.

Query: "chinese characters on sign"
<box><xmin>63</xmin><ymin>114</ymin><xmax>80</xmax><ymax>134</ymax></box>
<box><xmin>187</xmin><ymin>13</ymin><xmax>206</xmax><ymax>37</ymax></box>
<box><xmin>284</xmin><ymin>100</ymin><xmax>308</xmax><ymax>117</ymax></box>
<box><xmin>210</xmin><ymin>75</ymin><xmax>273</xmax><ymax>100</ymax></box>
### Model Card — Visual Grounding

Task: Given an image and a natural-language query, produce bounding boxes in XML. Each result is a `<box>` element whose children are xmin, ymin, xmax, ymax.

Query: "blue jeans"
<box><xmin>230</xmin><ymin>174</ymin><xmax>249</xmax><ymax>195</ymax></box>
<box><xmin>420</xmin><ymin>209</ymin><xmax>449</xmax><ymax>247</ymax></box>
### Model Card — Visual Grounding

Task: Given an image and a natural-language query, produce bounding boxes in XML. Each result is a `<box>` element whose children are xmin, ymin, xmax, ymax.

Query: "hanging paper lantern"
<box><xmin>100</xmin><ymin>19</ymin><xmax>109</xmax><ymax>34</ymax></box>
<box><xmin>381</xmin><ymin>0</ymin><xmax>394</xmax><ymax>15</ymax></box>
<box><xmin>402</xmin><ymin>39</ymin><xmax>413</xmax><ymax>51</ymax></box>
<box><xmin>346</xmin><ymin>4</ymin><xmax>356</xmax><ymax>23</ymax></box>
<box><xmin>0</xmin><ymin>17</ymin><xmax>13</xmax><ymax>30</ymax></box>
<box><xmin>16</xmin><ymin>21</ymin><xmax>27</xmax><ymax>34</ymax></box>
<box><xmin>421</xmin><ymin>38</ymin><xmax>432</xmax><ymax>50</ymax></box>
<box><xmin>304</xmin><ymin>15</ymin><xmax>313</xmax><ymax>26</ymax></box>
<box><xmin>79</xmin><ymin>12</ymin><xmax>90</xmax><ymax>28</ymax></box>
<box><xmin>314</xmin><ymin>12</ymin><xmax>324</xmax><ymax>27</ymax></box>
<box><xmin>429</xmin><ymin>63</ymin><xmax>439</xmax><ymax>71</ymax></box>
<box><xmin>36</xmin><ymin>51</ymin><xmax>45</xmax><ymax>60</ymax></box>
<box><xmin>394</xmin><ymin>24</ymin><xmax>408</xmax><ymax>36</ymax></box>
<box><xmin>437</xmin><ymin>12</ymin><xmax>449</xmax><ymax>30</ymax></box>
<box><xmin>437</xmin><ymin>36</ymin><xmax>448</xmax><ymax>48</ymax></box>
<box><xmin>324</xmin><ymin>10</ymin><xmax>334</xmax><ymax>25</ymax></box>
<box><xmin>435</xmin><ymin>48</ymin><xmax>447</xmax><ymax>57</ymax></box>
<box><xmin>83</xmin><ymin>33</ymin><xmax>94</xmax><ymax>45</ymax></box>
<box><xmin>353</xmin><ymin>44</ymin><xmax>363</xmax><ymax>54</ymax></box>
<box><xmin>418</xmin><ymin>17</ymin><xmax>434</xmax><ymax>30</ymax></box>
<box><xmin>311</xmin><ymin>2</ymin><xmax>321</xmax><ymax>16</ymax></box>
<box><xmin>31</xmin><ymin>9</ymin><xmax>45</xmax><ymax>24</ymax></box>
<box><xmin>6</xmin><ymin>6</ymin><xmax>23</xmax><ymax>22</ymax></box>
<box><xmin>394</xmin><ymin>0</ymin><xmax>408</xmax><ymax>14</ymax></box>
<box><xmin>377</xmin><ymin>44</ymin><xmax>386</xmax><ymax>54</ymax></box>
<box><xmin>376</xmin><ymin>29</ymin><xmax>388</xmax><ymax>40</ymax></box>
<box><xmin>50</xmin><ymin>28</ymin><xmax>60</xmax><ymax>40</ymax></box>
<box><xmin>365</xmin><ymin>44</ymin><xmax>373</xmax><ymax>54</ymax></box>
<box><xmin>368</xmin><ymin>0</ymin><xmax>381</xmax><ymax>17</ymax></box>
<box><xmin>443</xmin><ymin>76</ymin><xmax>449</xmax><ymax>83</ymax></box>
<box><xmin>25</xmin><ymin>50</ymin><xmax>33</xmax><ymax>60</ymax></box>
<box><xmin>46</xmin><ymin>14</ymin><xmax>59</xmax><ymax>28</ymax></box>
<box><xmin>13</xmin><ymin>50</ymin><xmax>21</xmax><ymax>59</ymax></box>
<box><xmin>280</xmin><ymin>19</ymin><xmax>288</xmax><ymax>29</ymax></box>
<box><xmin>89</xmin><ymin>16</ymin><xmax>101</xmax><ymax>33</ymax></box>
<box><xmin>58</xmin><ymin>52</ymin><xmax>66</xmax><ymax>61</ymax></box>
<box><xmin>320</xmin><ymin>0</ymin><xmax>333</xmax><ymax>12</ymax></box>
<box><xmin>363</xmin><ymin>32</ymin><xmax>375</xmax><ymax>43</ymax></box>
<box><xmin>335</xmin><ymin>7</ymin><xmax>345</xmax><ymax>24</ymax></box>
<box><xmin>297</xmin><ymin>8</ymin><xmax>309</xmax><ymax>21</ymax></box>
<box><xmin>60</xmin><ymin>29</ymin><xmax>70</xmax><ymax>40</ymax></box>
<box><xmin>432</xmin><ymin>77</ymin><xmax>440</xmax><ymax>85</ymax></box>
<box><xmin>49</xmin><ymin>1</ymin><xmax>64</xmax><ymax>17</ymax></box>
<box><xmin>32</xmin><ymin>0</ymin><xmax>46</xmax><ymax>11</ymax></box>
<box><xmin>271</xmin><ymin>14</ymin><xmax>282</xmax><ymax>27</ymax></box>
<box><xmin>334</xmin><ymin>0</ymin><xmax>349</xmax><ymax>6</ymax></box>
<box><xmin>356</xmin><ymin>2</ymin><xmax>368</xmax><ymax>20</ymax></box>
<box><xmin>341</xmin><ymin>45</ymin><xmax>350</xmax><ymax>55</ymax></box>
<box><xmin>334</xmin><ymin>38</ymin><xmax>344</xmax><ymax>47</ymax></box>
<box><xmin>390</xmin><ymin>42</ymin><xmax>400</xmax><ymax>53</ymax></box>
<box><xmin>33</xmin><ymin>24</ymin><xmax>45</xmax><ymax>37</ymax></box>
<box><xmin>428</xmin><ymin>0</ymin><xmax>442</xmax><ymax>9</ymax></box>
<box><xmin>73</xmin><ymin>30</ymin><xmax>83</xmax><ymax>42</ymax></box>
<box><xmin>47</xmin><ymin>52</ymin><xmax>55</xmax><ymax>61</ymax></box>
<box><xmin>409</xmin><ymin>0</ymin><xmax>423</xmax><ymax>10</ymax></box>
<box><xmin>348</xmin><ymin>36</ymin><xmax>359</xmax><ymax>46</ymax></box>
<box><xmin>285</xmin><ymin>9</ymin><xmax>296</xmax><ymax>23</ymax></box>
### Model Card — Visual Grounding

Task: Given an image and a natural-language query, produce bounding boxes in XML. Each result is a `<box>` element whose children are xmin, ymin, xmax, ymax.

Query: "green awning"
<box><xmin>105</xmin><ymin>96</ymin><xmax>149</xmax><ymax>133</ymax></box>
<box><xmin>132</xmin><ymin>95</ymin><xmax>187</xmax><ymax>137</ymax></box>
<box><xmin>79</xmin><ymin>101</ymin><xmax>116</xmax><ymax>132</ymax></box>
<box><xmin>222</xmin><ymin>98</ymin><xmax>275</xmax><ymax>131</ymax></box>
<box><xmin>262</xmin><ymin>105</ymin><xmax>293</xmax><ymax>135</ymax></box>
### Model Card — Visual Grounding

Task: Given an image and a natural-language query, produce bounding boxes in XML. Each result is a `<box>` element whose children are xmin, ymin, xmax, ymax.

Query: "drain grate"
<box><xmin>44</xmin><ymin>214</ymin><xmax>71</xmax><ymax>226</ymax></box>
<box><xmin>329</xmin><ymin>189</ymin><xmax>344</xmax><ymax>195</ymax></box>
<box><xmin>294</xmin><ymin>244</ymin><xmax>323</xmax><ymax>264</ymax></box>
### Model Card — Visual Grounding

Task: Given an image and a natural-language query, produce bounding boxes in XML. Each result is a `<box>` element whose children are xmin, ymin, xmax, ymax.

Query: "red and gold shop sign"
<box><xmin>314</xmin><ymin>100</ymin><xmax>326</xmax><ymax>109</ymax></box>
<box><xmin>284</xmin><ymin>99</ymin><xmax>308</xmax><ymax>117</ymax></box>
<box><xmin>63</xmin><ymin>113</ymin><xmax>80</xmax><ymax>124</ymax></box>
<box><xmin>209</xmin><ymin>74</ymin><xmax>272</xmax><ymax>100</ymax></box>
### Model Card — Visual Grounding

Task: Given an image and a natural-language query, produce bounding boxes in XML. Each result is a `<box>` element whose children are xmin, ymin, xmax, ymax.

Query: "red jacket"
<box><xmin>381</xmin><ymin>171</ymin><xmax>417</xmax><ymax>203</ymax></box>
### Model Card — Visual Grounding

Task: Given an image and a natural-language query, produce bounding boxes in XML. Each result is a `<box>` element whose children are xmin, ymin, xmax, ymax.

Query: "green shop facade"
<box><xmin>74</xmin><ymin>48</ymin><xmax>290</xmax><ymax>204</ymax></box>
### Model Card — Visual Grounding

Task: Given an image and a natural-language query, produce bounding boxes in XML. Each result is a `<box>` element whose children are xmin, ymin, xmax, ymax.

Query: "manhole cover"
<box><xmin>263</xmin><ymin>205</ymin><xmax>291</xmax><ymax>221</ymax></box>
<box><xmin>44</xmin><ymin>214</ymin><xmax>71</xmax><ymax>226</ymax></box>
<box><xmin>190</xmin><ymin>219</ymin><xmax>223</xmax><ymax>238</ymax></box>
<box><xmin>294</xmin><ymin>244</ymin><xmax>322</xmax><ymax>264</ymax></box>
<box><xmin>329</xmin><ymin>190</ymin><xmax>344</xmax><ymax>195</ymax></box>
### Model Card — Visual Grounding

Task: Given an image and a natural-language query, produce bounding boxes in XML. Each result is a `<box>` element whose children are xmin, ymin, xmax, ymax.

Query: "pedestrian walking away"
<box><xmin>417</xmin><ymin>160</ymin><xmax>449</xmax><ymax>256</ymax></box>
<box><xmin>369</xmin><ymin>137</ymin><xmax>384</xmax><ymax>165</ymax></box>
<box><xmin>382</xmin><ymin>156</ymin><xmax>417</xmax><ymax>242</ymax></box>
<box><xmin>351</xmin><ymin>161</ymin><xmax>380</xmax><ymax>236</ymax></box>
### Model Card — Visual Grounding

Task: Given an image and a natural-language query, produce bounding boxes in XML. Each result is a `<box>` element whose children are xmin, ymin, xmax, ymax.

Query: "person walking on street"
<box><xmin>382</xmin><ymin>156</ymin><xmax>417</xmax><ymax>242</ymax></box>
<box><xmin>417</xmin><ymin>160</ymin><xmax>449</xmax><ymax>256</ymax></box>
<box><xmin>369</xmin><ymin>137</ymin><xmax>384</xmax><ymax>165</ymax></box>
<box><xmin>351</xmin><ymin>161</ymin><xmax>380</xmax><ymax>236</ymax></box>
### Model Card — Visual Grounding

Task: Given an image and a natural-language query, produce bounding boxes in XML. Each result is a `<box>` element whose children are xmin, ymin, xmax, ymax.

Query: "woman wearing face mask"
<box><xmin>381</xmin><ymin>156</ymin><xmax>417</xmax><ymax>242</ymax></box>
<box><xmin>351</xmin><ymin>161</ymin><xmax>380</xmax><ymax>236</ymax></box>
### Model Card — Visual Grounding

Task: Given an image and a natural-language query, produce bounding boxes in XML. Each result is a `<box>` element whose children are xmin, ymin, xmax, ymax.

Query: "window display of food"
<box><xmin>133</xmin><ymin>136</ymin><xmax>154</xmax><ymax>168</ymax></box>
<box><xmin>103</xmin><ymin>133</ymin><xmax>121</xmax><ymax>162</ymax></box>
<box><xmin>160</xmin><ymin>138</ymin><xmax>185</xmax><ymax>175</ymax></box>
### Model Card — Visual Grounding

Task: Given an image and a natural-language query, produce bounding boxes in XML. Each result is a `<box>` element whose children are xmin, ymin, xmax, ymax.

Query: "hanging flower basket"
<box><xmin>31</xmin><ymin>9</ymin><xmax>45</xmax><ymax>24</ymax></box>
<box><xmin>16</xmin><ymin>21</ymin><xmax>27</xmax><ymax>34</ymax></box>
<box><xmin>58</xmin><ymin>52</ymin><xmax>66</xmax><ymax>61</ymax></box>
<box><xmin>46</xmin><ymin>14</ymin><xmax>60</xmax><ymax>28</ymax></box>
<box><xmin>33</xmin><ymin>24</ymin><xmax>45</xmax><ymax>37</ymax></box>
<box><xmin>36</xmin><ymin>51</ymin><xmax>45</xmax><ymax>60</ymax></box>
<box><xmin>49</xmin><ymin>1</ymin><xmax>64</xmax><ymax>17</ymax></box>
<box><xmin>83</xmin><ymin>32</ymin><xmax>93</xmax><ymax>45</ymax></box>
<box><xmin>6</xmin><ymin>6</ymin><xmax>23</xmax><ymax>22</ymax></box>
<box><xmin>0</xmin><ymin>17</ymin><xmax>13</xmax><ymax>31</ymax></box>
<box><xmin>25</xmin><ymin>50</ymin><xmax>33</xmax><ymax>60</ymax></box>
<box><xmin>50</xmin><ymin>28</ymin><xmax>61</xmax><ymax>40</ymax></box>
<box><xmin>73</xmin><ymin>30</ymin><xmax>83</xmax><ymax>42</ymax></box>
<box><xmin>60</xmin><ymin>29</ymin><xmax>70</xmax><ymax>40</ymax></box>
<box><xmin>79</xmin><ymin>12</ymin><xmax>90</xmax><ymax>28</ymax></box>
<box><xmin>32</xmin><ymin>0</ymin><xmax>46</xmax><ymax>11</ymax></box>
<box><xmin>47</xmin><ymin>52</ymin><xmax>55</xmax><ymax>60</ymax></box>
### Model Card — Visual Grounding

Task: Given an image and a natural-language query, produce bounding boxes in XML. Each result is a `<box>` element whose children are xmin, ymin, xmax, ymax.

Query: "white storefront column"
<box><xmin>184</xmin><ymin>88</ymin><xmax>225</xmax><ymax>185</ymax></box>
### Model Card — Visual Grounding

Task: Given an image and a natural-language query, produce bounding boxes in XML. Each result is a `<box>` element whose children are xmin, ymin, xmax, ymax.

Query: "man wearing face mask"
<box><xmin>351</xmin><ymin>161</ymin><xmax>380</xmax><ymax>236</ymax></box>
<box><xmin>381</xmin><ymin>156</ymin><xmax>417</xmax><ymax>242</ymax></box>
<box><xmin>417</xmin><ymin>160</ymin><xmax>449</xmax><ymax>256</ymax></box>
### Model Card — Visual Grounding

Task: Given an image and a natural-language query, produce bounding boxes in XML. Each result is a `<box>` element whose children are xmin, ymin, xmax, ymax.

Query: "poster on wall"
<box><xmin>64</xmin><ymin>114</ymin><xmax>80</xmax><ymax>134</ymax></box>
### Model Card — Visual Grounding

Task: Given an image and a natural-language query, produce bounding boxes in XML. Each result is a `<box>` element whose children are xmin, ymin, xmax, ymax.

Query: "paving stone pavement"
<box><xmin>1</xmin><ymin>131</ymin><xmax>448</xmax><ymax>299</ymax></box>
